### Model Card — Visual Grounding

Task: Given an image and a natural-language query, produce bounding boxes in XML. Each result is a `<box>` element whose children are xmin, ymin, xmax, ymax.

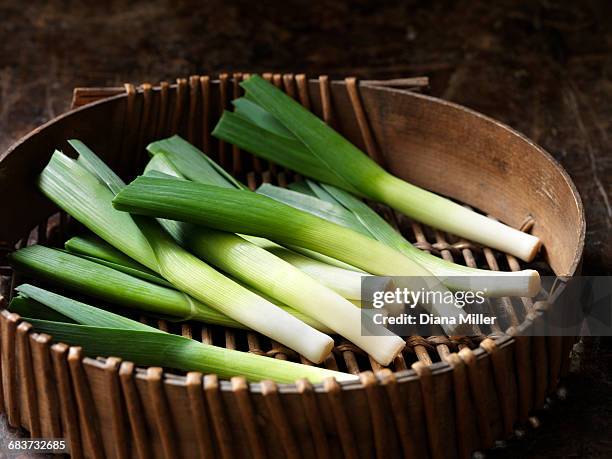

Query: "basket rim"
<box><xmin>0</xmin><ymin>76</ymin><xmax>585</xmax><ymax>392</ymax></box>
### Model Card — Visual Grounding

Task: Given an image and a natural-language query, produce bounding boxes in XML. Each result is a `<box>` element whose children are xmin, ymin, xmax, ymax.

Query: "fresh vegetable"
<box><xmin>257</xmin><ymin>182</ymin><xmax>541</xmax><ymax>297</ymax></box>
<box><xmin>212</xmin><ymin>75</ymin><xmax>541</xmax><ymax>262</ymax></box>
<box><xmin>113</xmin><ymin>176</ymin><xmax>433</xmax><ymax>278</ymax></box>
<box><xmin>65</xmin><ymin>233</ymin><xmax>160</xmax><ymax>278</ymax></box>
<box><xmin>9</xmin><ymin>245</ymin><xmax>331</xmax><ymax>332</ymax></box>
<box><xmin>243</xmin><ymin>236</ymin><xmax>365</xmax><ymax>300</ymax></box>
<box><xmin>65</xmin><ymin>234</ymin><xmax>174</xmax><ymax>287</ymax></box>
<box><xmin>11</xmin><ymin>285</ymin><xmax>354</xmax><ymax>383</ymax></box>
<box><xmin>147</xmin><ymin>135</ymin><xmax>363</xmax><ymax>273</ymax></box>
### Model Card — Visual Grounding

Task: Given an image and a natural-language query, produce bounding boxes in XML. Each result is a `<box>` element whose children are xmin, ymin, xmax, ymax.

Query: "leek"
<box><xmin>213</xmin><ymin>75</ymin><xmax>541</xmax><ymax>262</ymax></box>
<box><xmin>65</xmin><ymin>235</ymin><xmax>335</xmax><ymax>331</ymax></box>
<box><xmin>65</xmin><ymin>233</ymin><xmax>159</xmax><ymax>274</ymax></box>
<box><xmin>10</xmin><ymin>245</ymin><xmax>241</xmax><ymax>327</ymax></box>
<box><xmin>37</xmin><ymin>147</ymin><xmax>334</xmax><ymax>363</ymax></box>
<box><xmin>9</xmin><ymin>296</ymin><xmax>73</xmax><ymax>323</ymax></box>
<box><xmin>113</xmin><ymin>176</ymin><xmax>440</xmax><ymax>278</ymax></box>
<box><xmin>258</xmin><ymin>182</ymin><xmax>540</xmax><ymax>297</ymax></box>
<box><xmin>147</xmin><ymin>135</ymin><xmax>363</xmax><ymax>273</ymax></box>
<box><xmin>11</xmin><ymin>285</ymin><xmax>354</xmax><ymax>383</ymax></box>
<box><xmin>71</xmin><ymin>228</ymin><xmax>366</xmax><ymax>304</ymax></box>
<box><xmin>146</xmin><ymin>135</ymin><xmax>245</xmax><ymax>189</ymax></box>
<box><xmin>175</xmin><ymin>225</ymin><xmax>404</xmax><ymax>364</ymax></box>
<box><xmin>10</xmin><ymin>245</ymin><xmax>329</xmax><ymax>332</ymax></box>
<box><xmin>283</xmin><ymin>246</ymin><xmax>363</xmax><ymax>272</ymax></box>
<box><xmin>256</xmin><ymin>183</ymin><xmax>369</xmax><ymax>235</ymax></box>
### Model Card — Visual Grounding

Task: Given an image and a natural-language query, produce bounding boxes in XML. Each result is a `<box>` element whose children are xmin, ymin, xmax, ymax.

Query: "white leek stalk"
<box><xmin>173</xmin><ymin>224</ymin><xmax>405</xmax><ymax>365</ymax></box>
<box><xmin>243</xmin><ymin>236</ymin><xmax>365</xmax><ymax>300</ymax></box>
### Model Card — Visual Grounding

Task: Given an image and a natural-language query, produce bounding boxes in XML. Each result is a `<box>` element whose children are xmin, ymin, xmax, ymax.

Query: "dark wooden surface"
<box><xmin>0</xmin><ymin>0</ymin><xmax>610</xmax><ymax>457</ymax></box>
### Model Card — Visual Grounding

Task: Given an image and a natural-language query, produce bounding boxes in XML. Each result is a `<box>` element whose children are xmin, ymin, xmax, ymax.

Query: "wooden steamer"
<box><xmin>0</xmin><ymin>74</ymin><xmax>584</xmax><ymax>458</ymax></box>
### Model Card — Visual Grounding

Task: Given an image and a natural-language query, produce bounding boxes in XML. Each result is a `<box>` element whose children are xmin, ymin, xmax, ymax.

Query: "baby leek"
<box><xmin>114</xmin><ymin>176</ymin><xmax>442</xmax><ymax>278</ymax></box>
<box><xmin>258</xmin><ymin>182</ymin><xmax>541</xmax><ymax>297</ymax></box>
<box><xmin>147</xmin><ymin>139</ymin><xmax>363</xmax><ymax>270</ymax></box>
<box><xmin>37</xmin><ymin>147</ymin><xmax>334</xmax><ymax>363</ymax></box>
<box><xmin>10</xmin><ymin>245</ymin><xmax>241</xmax><ymax>327</ymax></box>
<box><xmin>65</xmin><ymin>233</ymin><xmax>157</xmax><ymax>275</ymax></box>
<box><xmin>213</xmin><ymin>75</ymin><xmax>541</xmax><ymax>262</ymax></box>
<box><xmin>175</xmin><ymin>224</ymin><xmax>405</xmax><ymax>364</ymax></box>
<box><xmin>10</xmin><ymin>245</ymin><xmax>330</xmax><ymax>332</ymax></box>
<box><xmin>65</xmin><ymin>235</ymin><xmax>338</xmax><ymax>330</ymax></box>
<box><xmin>147</xmin><ymin>135</ymin><xmax>246</xmax><ymax>189</ymax></box>
<box><xmin>71</xmin><ymin>227</ymin><xmax>367</xmax><ymax>304</ymax></box>
<box><xmin>11</xmin><ymin>285</ymin><xmax>354</xmax><ymax>383</ymax></box>
<box><xmin>65</xmin><ymin>234</ymin><xmax>174</xmax><ymax>287</ymax></box>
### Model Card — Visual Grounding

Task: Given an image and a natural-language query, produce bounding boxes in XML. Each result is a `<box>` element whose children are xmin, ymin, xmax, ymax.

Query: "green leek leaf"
<box><xmin>147</xmin><ymin>135</ymin><xmax>245</xmax><ymax>189</ymax></box>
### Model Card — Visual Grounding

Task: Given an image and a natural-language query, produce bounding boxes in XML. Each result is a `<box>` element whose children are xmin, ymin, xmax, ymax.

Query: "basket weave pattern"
<box><xmin>0</xmin><ymin>73</ymin><xmax>578</xmax><ymax>459</ymax></box>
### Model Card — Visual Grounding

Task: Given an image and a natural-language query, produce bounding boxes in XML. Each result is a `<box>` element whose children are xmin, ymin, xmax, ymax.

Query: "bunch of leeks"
<box><xmin>141</xmin><ymin>146</ymin><xmax>407</xmax><ymax>363</ymax></box>
<box><xmin>35</xmin><ymin>142</ymin><xmax>334</xmax><ymax>363</ymax></box>
<box><xmin>9</xmin><ymin>245</ymin><xmax>332</xmax><ymax>332</ymax></box>
<box><xmin>113</xmin><ymin>173</ymin><xmax>471</xmax><ymax>335</ymax></box>
<box><xmin>12</xmin><ymin>94</ymin><xmax>544</xmax><ymax>380</ymax></box>
<box><xmin>30</xmin><ymin>139</ymin><xmax>414</xmax><ymax>365</ymax></box>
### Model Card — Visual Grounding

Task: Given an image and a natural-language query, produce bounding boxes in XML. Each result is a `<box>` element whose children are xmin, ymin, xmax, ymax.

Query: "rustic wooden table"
<box><xmin>0</xmin><ymin>0</ymin><xmax>610</xmax><ymax>457</ymax></box>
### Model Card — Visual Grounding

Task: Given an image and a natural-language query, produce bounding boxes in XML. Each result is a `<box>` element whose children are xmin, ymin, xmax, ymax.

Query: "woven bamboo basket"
<box><xmin>0</xmin><ymin>73</ymin><xmax>584</xmax><ymax>459</ymax></box>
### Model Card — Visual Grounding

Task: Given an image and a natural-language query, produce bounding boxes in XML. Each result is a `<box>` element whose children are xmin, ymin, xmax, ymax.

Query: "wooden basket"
<box><xmin>0</xmin><ymin>73</ymin><xmax>585</xmax><ymax>459</ymax></box>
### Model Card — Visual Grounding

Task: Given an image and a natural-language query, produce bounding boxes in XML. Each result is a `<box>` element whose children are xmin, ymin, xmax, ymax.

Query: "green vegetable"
<box><xmin>112</xmin><ymin>176</ymin><xmax>432</xmax><ymax>278</ymax></box>
<box><xmin>147</xmin><ymin>136</ymin><xmax>362</xmax><ymax>272</ymax></box>
<box><xmin>258</xmin><ymin>182</ymin><xmax>541</xmax><ymax>298</ymax></box>
<box><xmin>65</xmin><ymin>234</ymin><xmax>173</xmax><ymax>287</ymax></box>
<box><xmin>10</xmin><ymin>245</ymin><xmax>240</xmax><ymax>327</ymax></box>
<box><xmin>11</xmin><ymin>285</ymin><xmax>354</xmax><ymax>383</ymax></box>
<box><xmin>213</xmin><ymin>75</ymin><xmax>541</xmax><ymax>262</ymax></box>
<box><xmin>65</xmin><ymin>238</ymin><xmax>335</xmax><ymax>332</ymax></box>
<box><xmin>243</xmin><ymin>236</ymin><xmax>366</xmax><ymax>300</ymax></box>
<box><xmin>147</xmin><ymin>135</ymin><xmax>244</xmax><ymax>189</ymax></box>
